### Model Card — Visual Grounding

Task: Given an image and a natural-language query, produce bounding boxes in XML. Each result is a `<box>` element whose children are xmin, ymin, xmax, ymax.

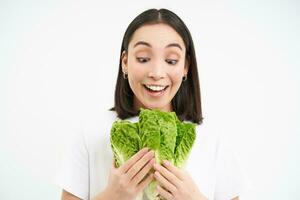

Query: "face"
<box><xmin>122</xmin><ymin>23</ymin><xmax>188</xmax><ymax>112</ymax></box>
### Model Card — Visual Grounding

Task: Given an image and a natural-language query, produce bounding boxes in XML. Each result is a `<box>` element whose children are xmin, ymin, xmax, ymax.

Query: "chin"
<box><xmin>142</xmin><ymin>102</ymin><xmax>170</xmax><ymax>112</ymax></box>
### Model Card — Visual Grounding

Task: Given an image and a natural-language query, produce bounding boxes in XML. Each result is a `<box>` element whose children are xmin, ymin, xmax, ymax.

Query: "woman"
<box><xmin>56</xmin><ymin>8</ymin><xmax>249</xmax><ymax>200</ymax></box>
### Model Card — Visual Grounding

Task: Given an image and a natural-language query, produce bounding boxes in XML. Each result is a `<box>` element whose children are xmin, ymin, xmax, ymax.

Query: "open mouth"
<box><xmin>143</xmin><ymin>84</ymin><xmax>169</xmax><ymax>93</ymax></box>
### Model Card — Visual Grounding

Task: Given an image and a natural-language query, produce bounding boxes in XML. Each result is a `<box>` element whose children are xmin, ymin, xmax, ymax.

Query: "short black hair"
<box><xmin>110</xmin><ymin>8</ymin><xmax>203</xmax><ymax>125</ymax></box>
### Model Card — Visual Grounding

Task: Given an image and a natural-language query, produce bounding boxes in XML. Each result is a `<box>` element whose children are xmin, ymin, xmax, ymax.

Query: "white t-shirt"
<box><xmin>54</xmin><ymin>110</ymin><xmax>251</xmax><ymax>200</ymax></box>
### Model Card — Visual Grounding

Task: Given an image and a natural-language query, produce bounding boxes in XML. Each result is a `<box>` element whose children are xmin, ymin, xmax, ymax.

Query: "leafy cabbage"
<box><xmin>110</xmin><ymin>108</ymin><xmax>196</xmax><ymax>200</ymax></box>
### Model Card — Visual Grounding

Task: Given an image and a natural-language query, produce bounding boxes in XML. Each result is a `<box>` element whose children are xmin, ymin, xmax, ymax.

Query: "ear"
<box><xmin>121</xmin><ymin>50</ymin><xmax>128</xmax><ymax>73</ymax></box>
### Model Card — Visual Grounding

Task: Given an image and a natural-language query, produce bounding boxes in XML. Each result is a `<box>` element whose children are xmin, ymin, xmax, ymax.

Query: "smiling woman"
<box><xmin>55</xmin><ymin>8</ymin><xmax>250</xmax><ymax>200</ymax></box>
<box><xmin>111</xmin><ymin>8</ymin><xmax>202</xmax><ymax>124</ymax></box>
<box><xmin>121</xmin><ymin>23</ymin><xmax>188</xmax><ymax>113</ymax></box>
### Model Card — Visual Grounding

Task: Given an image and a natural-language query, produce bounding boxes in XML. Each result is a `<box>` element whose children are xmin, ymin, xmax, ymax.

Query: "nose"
<box><xmin>148</xmin><ymin>60</ymin><xmax>166</xmax><ymax>80</ymax></box>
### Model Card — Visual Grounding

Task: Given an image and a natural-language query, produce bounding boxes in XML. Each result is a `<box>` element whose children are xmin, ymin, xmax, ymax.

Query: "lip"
<box><xmin>144</xmin><ymin>84</ymin><xmax>168</xmax><ymax>87</ymax></box>
<box><xmin>143</xmin><ymin>84</ymin><xmax>169</xmax><ymax>97</ymax></box>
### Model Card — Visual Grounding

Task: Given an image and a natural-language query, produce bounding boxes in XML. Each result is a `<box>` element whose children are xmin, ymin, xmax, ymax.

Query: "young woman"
<box><xmin>56</xmin><ymin>8</ymin><xmax>249</xmax><ymax>200</ymax></box>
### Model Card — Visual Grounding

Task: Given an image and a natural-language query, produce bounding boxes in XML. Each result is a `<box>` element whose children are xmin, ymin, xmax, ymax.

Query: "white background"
<box><xmin>0</xmin><ymin>0</ymin><xmax>299</xmax><ymax>199</ymax></box>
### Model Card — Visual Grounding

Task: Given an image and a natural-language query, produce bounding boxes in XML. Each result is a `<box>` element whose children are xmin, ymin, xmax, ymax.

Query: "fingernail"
<box><xmin>142</xmin><ymin>147</ymin><xmax>148</xmax><ymax>152</ymax></box>
<box><xmin>163</xmin><ymin>160</ymin><xmax>170</xmax><ymax>165</ymax></box>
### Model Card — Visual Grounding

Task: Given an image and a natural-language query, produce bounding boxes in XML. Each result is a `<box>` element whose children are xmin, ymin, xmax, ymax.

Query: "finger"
<box><xmin>162</xmin><ymin>160</ymin><xmax>185</xmax><ymax>180</ymax></box>
<box><xmin>154</xmin><ymin>171</ymin><xmax>177</xmax><ymax>193</ymax></box>
<box><xmin>119</xmin><ymin>147</ymin><xmax>149</xmax><ymax>173</ymax></box>
<box><xmin>136</xmin><ymin>173</ymin><xmax>154</xmax><ymax>193</ymax></box>
<box><xmin>154</xmin><ymin>163</ymin><xmax>182</xmax><ymax>188</ymax></box>
<box><xmin>127</xmin><ymin>150</ymin><xmax>154</xmax><ymax>180</ymax></box>
<box><xmin>157</xmin><ymin>185</ymin><xmax>173</xmax><ymax>200</ymax></box>
<box><xmin>112</xmin><ymin>158</ymin><xmax>116</xmax><ymax>169</ymax></box>
<box><xmin>131</xmin><ymin>158</ymin><xmax>155</xmax><ymax>186</ymax></box>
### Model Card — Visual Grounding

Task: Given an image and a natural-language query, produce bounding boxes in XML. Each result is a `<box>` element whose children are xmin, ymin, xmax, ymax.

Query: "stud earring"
<box><xmin>123</xmin><ymin>72</ymin><xmax>128</xmax><ymax>79</ymax></box>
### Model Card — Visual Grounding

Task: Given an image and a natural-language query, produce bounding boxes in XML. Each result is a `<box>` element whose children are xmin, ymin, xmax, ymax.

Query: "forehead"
<box><xmin>128</xmin><ymin>23</ymin><xmax>186</xmax><ymax>50</ymax></box>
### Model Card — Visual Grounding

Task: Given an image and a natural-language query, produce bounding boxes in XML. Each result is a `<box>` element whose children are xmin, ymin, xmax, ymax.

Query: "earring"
<box><xmin>123</xmin><ymin>72</ymin><xmax>128</xmax><ymax>79</ymax></box>
<box><xmin>182</xmin><ymin>74</ymin><xmax>187</xmax><ymax>81</ymax></box>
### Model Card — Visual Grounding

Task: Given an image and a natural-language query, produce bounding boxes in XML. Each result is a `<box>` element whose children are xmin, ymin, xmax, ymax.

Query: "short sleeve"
<box><xmin>54</xmin><ymin>127</ymin><xmax>90</xmax><ymax>200</ymax></box>
<box><xmin>214</xmin><ymin>133</ymin><xmax>252</xmax><ymax>200</ymax></box>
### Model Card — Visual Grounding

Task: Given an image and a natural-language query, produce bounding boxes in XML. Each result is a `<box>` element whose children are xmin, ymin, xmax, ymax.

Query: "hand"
<box><xmin>153</xmin><ymin>160</ymin><xmax>208</xmax><ymax>200</ymax></box>
<box><xmin>104</xmin><ymin>148</ymin><xmax>155</xmax><ymax>200</ymax></box>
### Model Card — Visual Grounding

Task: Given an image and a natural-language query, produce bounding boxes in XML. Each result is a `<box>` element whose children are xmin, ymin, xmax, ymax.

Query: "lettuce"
<box><xmin>110</xmin><ymin>121</ymin><xmax>141</xmax><ymax>168</ymax></box>
<box><xmin>110</xmin><ymin>108</ymin><xmax>196</xmax><ymax>200</ymax></box>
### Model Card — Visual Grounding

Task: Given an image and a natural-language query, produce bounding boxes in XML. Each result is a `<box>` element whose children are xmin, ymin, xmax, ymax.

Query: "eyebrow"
<box><xmin>166</xmin><ymin>43</ymin><xmax>183</xmax><ymax>51</ymax></box>
<box><xmin>133</xmin><ymin>41</ymin><xmax>182</xmax><ymax>51</ymax></box>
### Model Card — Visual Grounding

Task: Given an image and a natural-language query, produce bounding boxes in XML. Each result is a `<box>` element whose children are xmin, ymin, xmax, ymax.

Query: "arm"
<box><xmin>231</xmin><ymin>197</ymin><xmax>239</xmax><ymax>200</ymax></box>
<box><xmin>61</xmin><ymin>148</ymin><xmax>154</xmax><ymax>200</ymax></box>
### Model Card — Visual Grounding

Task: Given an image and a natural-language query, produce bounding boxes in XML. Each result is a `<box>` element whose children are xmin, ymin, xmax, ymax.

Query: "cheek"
<box><xmin>169</xmin><ymin>67</ymin><xmax>185</xmax><ymax>83</ymax></box>
<box><xmin>127</xmin><ymin>62</ymin><xmax>145</xmax><ymax>88</ymax></box>
<box><xmin>128</xmin><ymin>65</ymin><xmax>144</xmax><ymax>80</ymax></box>
<box><xmin>128</xmin><ymin>56</ymin><xmax>144</xmax><ymax>73</ymax></box>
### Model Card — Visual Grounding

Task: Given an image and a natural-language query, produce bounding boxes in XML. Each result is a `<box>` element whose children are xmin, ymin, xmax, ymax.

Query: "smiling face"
<box><xmin>122</xmin><ymin>23</ymin><xmax>188</xmax><ymax>112</ymax></box>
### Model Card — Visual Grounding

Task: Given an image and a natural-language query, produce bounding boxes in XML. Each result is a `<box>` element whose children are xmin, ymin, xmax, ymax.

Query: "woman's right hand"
<box><xmin>104</xmin><ymin>148</ymin><xmax>155</xmax><ymax>200</ymax></box>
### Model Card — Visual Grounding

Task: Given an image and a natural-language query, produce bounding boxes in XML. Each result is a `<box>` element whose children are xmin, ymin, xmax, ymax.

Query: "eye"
<box><xmin>136</xmin><ymin>57</ymin><xmax>150</xmax><ymax>63</ymax></box>
<box><xmin>166</xmin><ymin>59</ymin><xmax>178</xmax><ymax>65</ymax></box>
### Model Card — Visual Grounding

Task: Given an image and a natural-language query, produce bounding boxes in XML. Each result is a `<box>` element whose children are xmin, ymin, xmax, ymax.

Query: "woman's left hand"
<box><xmin>153</xmin><ymin>160</ymin><xmax>208</xmax><ymax>200</ymax></box>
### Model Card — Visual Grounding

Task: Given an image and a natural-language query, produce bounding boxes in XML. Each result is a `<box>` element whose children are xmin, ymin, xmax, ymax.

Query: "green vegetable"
<box><xmin>110</xmin><ymin>108</ymin><xmax>197</xmax><ymax>200</ymax></box>
<box><xmin>110</xmin><ymin>121</ymin><xmax>141</xmax><ymax>168</ymax></box>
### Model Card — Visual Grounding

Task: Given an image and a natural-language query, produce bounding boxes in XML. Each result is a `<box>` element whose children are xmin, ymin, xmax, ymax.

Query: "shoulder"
<box><xmin>186</xmin><ymin>122</ymin><xmax>221</xmax><ymax>166</ymax></box>
<box><xmin>193</xmin><ymin>122</ymin><xmax>220</xmax><ymax>147</ymax></box>
<box><xmin>186</xmin><ymin>121</ymin><xmax>239</xmax><ymax>171</ymax></box>
<box><xmin>182</xmin><ymin>119</ymin><xmax>218</xmax><ymax>137</ymax></box>
<box><xmin>80</xmin><ymin>109</ymin><xmax>118</xmax><ymax>148</ymax></box>
<box><xmin>193</xmin><ymin>122</ymin><xmax>235</xmax><ymax>150</ymax></box>
<box><xmin>82</xmin><ymin>109</ymin><xmax>118</xmax><ymax>131</ymax></box>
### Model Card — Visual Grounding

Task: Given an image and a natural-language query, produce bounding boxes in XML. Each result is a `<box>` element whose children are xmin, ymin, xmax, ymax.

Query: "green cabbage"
<box><xmin>110</xmin><ymin>108</ymin><xmax>196</xmax><ymax>200</ymax></box>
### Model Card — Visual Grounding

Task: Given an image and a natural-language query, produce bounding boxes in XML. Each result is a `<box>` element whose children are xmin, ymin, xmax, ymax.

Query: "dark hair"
<box><xmin>110</xmin><ymin>8</ymin><xmax>203</xmax><ymax>125</ymax></box>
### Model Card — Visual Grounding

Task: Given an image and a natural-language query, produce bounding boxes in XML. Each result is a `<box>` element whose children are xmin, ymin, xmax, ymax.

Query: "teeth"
<box><xmin>145</xmin><ymin>85</ymin><xmax>167</xmax><ymax>91</ymax></box>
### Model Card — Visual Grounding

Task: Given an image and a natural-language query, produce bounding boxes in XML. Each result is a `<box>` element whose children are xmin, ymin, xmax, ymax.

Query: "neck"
<box><xmin>133</xmin><ymin>97</ymin><xmax>173</xmax><ymax>112</ymax></box>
